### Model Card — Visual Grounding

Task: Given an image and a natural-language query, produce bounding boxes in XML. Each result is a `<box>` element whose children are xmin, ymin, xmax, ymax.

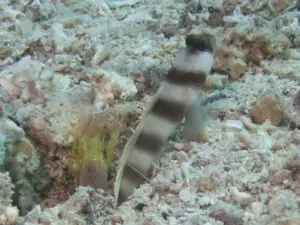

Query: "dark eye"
<box><xmin>197</xmin><ymin>4</ymin><xmax>203</xmax><ymax>12</ymax></box>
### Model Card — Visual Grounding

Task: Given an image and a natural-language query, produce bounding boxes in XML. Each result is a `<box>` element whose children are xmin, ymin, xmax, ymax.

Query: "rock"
<box><xmin>0</xmin><ymin>118</ymin><xmax>49</xmax><ymax>216</ymax></box>
<box><xmin>179</xmin><ymin>188</ymin><xmax>194</xmax><ymax>203</ymax></box>
<box><xmin>224</xmin><ymin>120</ymin><xmax>244</xmax><ymax>131</ymax></box>
<box><xmin>229</xmin><ymin>58</ymin><xmax>247</xmax><ymax>80</ymax></box>
<box><xmin>0</xmin><ymin>118</ymin><xmax>25</xmax><ymax>141</ymax></box>
<box><xmin>251</xmin><ymin>202</ymin><xmax>264</xmax><ymax>216</ymax></box>
<box><xmin>39</xmin><ymin>68</ymin><xmax>54</xmax><ymax>81</ymax></box>
<box><xmin>91</xmin><ymin>44</ymin><xmax>111</xmax><ymax>65</ymax></box>
<box><xmin>107</xmin><ymin>0</ymin><xmax>139</xmax><ymax>9</ymax></box>
<box><xmin>250</xmin><ymin>94</ymin><xmax>283</xmax><ymax>126</ymax></box>
<box><xmin>261</xmin><ymin>59</ymin><xmax>300</xmax><ymax>76</ymax></box>
<box><xmin>88</xmin><ymin>69</ymin><xmax>137</xmax><ymax>100</ymax></box>
<box><xmin>51</xmin><ymin>23</ymin><xmax>76</xmax><ymax>53</ymax></box>
<box><xmin>51</xmin><ymin>73</ymin><xmax>72</xmax><ymax>91</ymax></box>
<box><xmin>230</xmin><ymin>187</ymin><xmax>253</xmax><ymax>207</ymax></box>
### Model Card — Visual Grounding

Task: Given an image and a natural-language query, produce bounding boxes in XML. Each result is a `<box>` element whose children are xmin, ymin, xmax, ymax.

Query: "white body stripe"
<box><xmin>119</xmin><ymin>176</ymin><xmax>136</xmax><ymax>200</ymax></box>
<box><xmin>173</xmin><ymin>49</ymin><xmax>214</xmax><ymax>74</ymax></box>
<box><xmin>142</xmin><ymin>113</ymin><xmax>177</xmax><ymax>138</ymax></box>
<box><xmin>160</xmin><ymin>82</ymin><xmax>200</xmax><ymax>109</ymax></box>
<box><xmin>127</xmin><ymin>146</ymin><xmax>154</xmax><ymax>174</ymax></box>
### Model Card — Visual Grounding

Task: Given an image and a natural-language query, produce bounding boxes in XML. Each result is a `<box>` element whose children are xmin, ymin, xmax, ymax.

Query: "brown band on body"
<box><xmin>166</xmin><ymin>68</ymin><xmax>206</xmax><ymax>87</ymax></box>
<box><xmin>118</xmin><ymin>164</ymin><xmax>148</xmax><ymax>204</ymax></box>
<box><xmin>134</xmin><ymin>130</ymin><xmax>165</xmax><ymax>156</ymax></box>
<box><xmin>150</xmin><ymin>98</ymin><xmax>187</xmax><ymax>123</ymax></box>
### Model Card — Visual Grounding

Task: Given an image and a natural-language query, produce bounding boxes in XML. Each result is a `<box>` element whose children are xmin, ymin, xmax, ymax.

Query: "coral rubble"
<box><xmin>0</xmin><ymin>0</ymin><xmax>300</xmax><ymax>224</ymax></box>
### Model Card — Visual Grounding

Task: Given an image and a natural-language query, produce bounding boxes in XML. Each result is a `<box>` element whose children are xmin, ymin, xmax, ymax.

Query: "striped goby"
<box><xmin>114</xmin><ymin>32</ymin><xmax>217</xmax><ymax>205</ymax></box>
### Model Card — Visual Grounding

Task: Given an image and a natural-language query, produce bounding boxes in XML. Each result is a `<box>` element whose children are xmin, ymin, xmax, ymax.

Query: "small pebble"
<box><xmin>179</xmin><ymin>188</ymin><xmax>193</xmax><ymax>203</ymax></box>
<box><xmin>251</xmin><ymin>202</ymin><xmax>264</xmax><ymax>216</ymax></box>
<box><xmin>225</xmin><ymin>120</ymin><xmax>244</xmax><ymax>131</ymax></box>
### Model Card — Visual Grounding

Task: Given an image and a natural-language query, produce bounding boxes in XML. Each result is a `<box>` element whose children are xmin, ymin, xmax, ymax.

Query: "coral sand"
<box><xmin>0</xmin><ymin>0</ymin><xmax>300</xmax><ymax>224</ymax></box>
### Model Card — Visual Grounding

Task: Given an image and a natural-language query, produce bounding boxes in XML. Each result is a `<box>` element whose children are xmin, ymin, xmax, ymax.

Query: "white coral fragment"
<box><xmin>230</xmin><ymin>187</ymin><xmax>253</xmax><ymax>207</ymax></box>
<box><xmin>179</xmin><ymin>188</ymin><xmax>195</xmax><ymax>203</ymax></box>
